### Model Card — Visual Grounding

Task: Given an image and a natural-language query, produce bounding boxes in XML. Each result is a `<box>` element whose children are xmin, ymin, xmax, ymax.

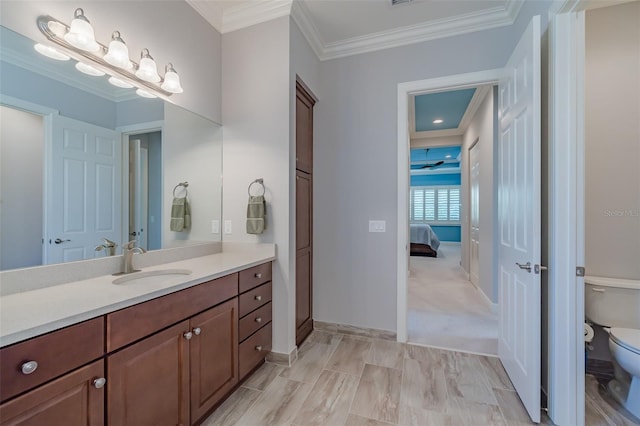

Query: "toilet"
<box><xmin>585</xmin><ymin>276</ymin><xmax>640</xmax><ymax>420</ymax></box>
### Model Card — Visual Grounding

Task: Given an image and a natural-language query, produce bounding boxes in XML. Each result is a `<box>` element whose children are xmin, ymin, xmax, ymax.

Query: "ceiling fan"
<box><xmin>413</xmin><ymin>148</ymin><xmax>444</xmax><ymax>169</ymax></box>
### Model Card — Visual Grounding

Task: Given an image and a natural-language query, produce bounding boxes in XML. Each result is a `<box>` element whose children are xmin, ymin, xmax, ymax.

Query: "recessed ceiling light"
<box><xmin>445</xmin><ymin>155</ymin><xmax>452</xmax><ymax>159</ymax></box>
<box><xmin>433</xmin><ymin>119</ymin><xmax>443</xmax><ymax>124</ymax></box>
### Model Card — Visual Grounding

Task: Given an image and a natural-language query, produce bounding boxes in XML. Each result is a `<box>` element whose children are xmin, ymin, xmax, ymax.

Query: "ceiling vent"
<box><xmin>391</xmin><ymin>0</ymin><xmax>413</xmax><ymax>6</ymax></box>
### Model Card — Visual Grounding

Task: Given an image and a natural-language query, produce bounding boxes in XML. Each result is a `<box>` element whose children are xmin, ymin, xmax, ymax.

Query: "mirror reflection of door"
<box><xmin>127</xmin><ymin>132</ymin><xmax>162</xmax><ymax>251</ymax></box>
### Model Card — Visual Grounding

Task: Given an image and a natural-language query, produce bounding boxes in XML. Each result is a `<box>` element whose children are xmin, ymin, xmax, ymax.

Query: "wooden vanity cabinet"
<box><xmin>0</xmin><ymin>360</ymin><xmax>105</xmax><ymax>426</ymax></box>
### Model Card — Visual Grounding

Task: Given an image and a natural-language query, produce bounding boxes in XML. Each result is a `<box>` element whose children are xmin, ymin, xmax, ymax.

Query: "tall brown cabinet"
<box><xmin>295</xmin><ymin>79</ymin><xmax>316</xmax><ymax>346</ymax></box>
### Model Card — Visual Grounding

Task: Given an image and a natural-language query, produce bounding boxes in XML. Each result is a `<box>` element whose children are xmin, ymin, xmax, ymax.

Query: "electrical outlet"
<box><xmin>224</xmin><ymin>220</ymin><xmax>232</xmax><ymax>234</ymax></box>
<box><xmin>211</xmin><ymin>220</ymin><xmax>219</xmax><ymax>234</ymax></box>
<box><xmin>369</xmin><ymin>220</ymin><xmax>386</xmax><ymax>233</ymax></box>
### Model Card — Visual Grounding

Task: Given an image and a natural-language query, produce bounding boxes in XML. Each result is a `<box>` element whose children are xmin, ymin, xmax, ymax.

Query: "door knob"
<box><xmin>54</xmin><ymin>238</ymin><xmax>70</xmax><ymax>244</ymax></box>
<box><xmin>255</xmin><ymin>317</ymin><xmax>262</xmax><ymax>323</ymax></box>
<box><xmin>183</xmin><ymin>331</ymin><xmax>193</xmax><ymax>340</ymax></box>
<box><xmin>516</xmin><ymin>262</ymin><xmax>532</xmax><ymax>272</ymax></box>
<box><xmin>93</xmin><ymin>377</ymin><xmax>106</xmax><ymax>389</ymax></box>
<box><xmin>21</xmin><ymin>361</ymin><xmax>38</xmax><ymax>375</ymax></box>
<box><xmin>192</xmin><ymin>327</ymin><xmax>201</xmax><ymax>336</ymax></box>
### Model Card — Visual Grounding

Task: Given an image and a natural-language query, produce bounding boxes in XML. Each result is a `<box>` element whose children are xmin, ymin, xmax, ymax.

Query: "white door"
<box><xmin>46</xmin><ymin>115</ymin><xmax>121</xmax><ymax>264</ymax></box>
<box><xmin>469</xmin><ymin>141</ymin><xmax>480</xmax><ymax>287</ymax></box>
<box><xmin>497</xmin><ymin>16</ymin><xmax>541</xmax><ymax>423</ymax></box>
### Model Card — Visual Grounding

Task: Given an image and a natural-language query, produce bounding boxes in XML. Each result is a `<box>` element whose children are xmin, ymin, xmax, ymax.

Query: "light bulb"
<box><xmin>63</xmin><ymin>8</ymin><xmax>100</xmax><ymax>52</ymax></box>
<box><xmin>103</xmin><ymin>31</ymin><xmax>130</xmax><ymax>69</ymax></box>
<box><xmin>161</xmin><ymin>63</ymin><xmax>183</xmax><ymax>94</ymax></box>
<box><xmin>135</xmin><ymin>49</ymin><xmax>160</xmax><ymax>83</ymax></box>
<box><xmin>75</xmin><ymin>62</ymin><xmax>105</xmax><ymax>76</ymax></box>
<box><xmin>108</xmin><ymin>77</ymin><xmax>134</xmax><ymax>89</ymax></box>
<box><xmin>34</xmin><ymin>43</ymin><xmax>70</xmax><ymax>61</ymax></box>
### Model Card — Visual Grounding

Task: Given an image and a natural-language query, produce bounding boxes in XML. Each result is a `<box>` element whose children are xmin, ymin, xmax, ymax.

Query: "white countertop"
<box><xmin>0</xmin><ymin>244</ymin><xmax>275</xmax><ymax>348</ymax></box>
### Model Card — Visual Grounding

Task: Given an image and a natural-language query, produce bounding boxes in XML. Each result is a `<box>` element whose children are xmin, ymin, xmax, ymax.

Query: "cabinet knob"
<box><xmin>93</xmin><ymin>377</ymin><xmax>106</xmax><ymax>389</ymax></box>
<box><xmin>255</xmin><ymin>273</ymin><xmax>262</xmax><ymax>279</ymax></box>
<box><xmin>183</xmin><ymin>331</ymin><xmax>193</xmax><ymax>340</ymax></box>
<box><xmin>21</xmin><ymin>361</ymin><xmax>38</xmax><ymax>375</ymax></box>
<box><xmin>255</xmin><ymin>317</ymin><xmax>262</xmax><ymax>323</ymax></box>
<box><xmin>193</xmin><ymin>327</ymin><xmax>201</xmax><ymax>336</ymax></box>
<box><xmin>254</xmin><ymin>295</ymin><xmax>262</xmax><ymax>301</ymax></box>
<box><xmin>255</xmin><ymin>345</ymin><xmax>262</xmax><ymax>351</ymax></box>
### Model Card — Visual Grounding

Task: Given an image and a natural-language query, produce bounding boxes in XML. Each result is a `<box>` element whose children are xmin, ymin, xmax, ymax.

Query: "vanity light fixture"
<box><xmin>103</xmin><ymin>31</ymin><xmax>131</xmax><ymax>70</ymax></box>
<box><xmin>161</xmin><ymin>63</ymin><xmax>183</xmax><ymax>94</ymax></box>
<box><xmin>34</xmin><ymin>43</ymin><xmax>70</xmax><ymax>61</ymax></box>
<box><xmin>75</xmin><ymin>62</ymin><xmax>105</xmax><ymax>76</ymax></box>
<box><xmin>35</xmin><ymin>11</ymin><xmax>184</xmax><ymax>99</ymax></box>
<box><xmin>63</xmin><ymin>8</ymin><xmax>100</xmax><ymax>52</ymax></box>
<box><xmin>135</xmin><ymin>48</ymin><xmax>161</xmax><ymax>83</ymax></box>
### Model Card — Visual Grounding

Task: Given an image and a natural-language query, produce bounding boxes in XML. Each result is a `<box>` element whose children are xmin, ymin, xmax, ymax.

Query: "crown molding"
<box><xmin>318</xmin><ymin>0</ymin><xmax>524</xmax><ymax>60</ymax></box>
<box><xmin>223</xmin><ymin>0</ymin><xmax>293</xmax><ymax>34</ymax></box>
<box><xmin>185</xmin><ymin>0</ymin><xmax>223</xmax><ymax>33</ymax></box>
<box><xmin>290</xmin><ymin>0</ymin><xmax>324</xmax><ymax>59</ymax></box>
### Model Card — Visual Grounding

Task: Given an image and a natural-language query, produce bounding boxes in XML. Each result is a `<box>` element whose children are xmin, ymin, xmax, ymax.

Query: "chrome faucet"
<box><xmin>95</xmin><ymin>238</ymin><xmax>118</xmax><ymax>256</ymax></box>
<box><xmin>121</xmin><ymin>240</ymin><xmax>146</xmax><ymax>274</ymax></box>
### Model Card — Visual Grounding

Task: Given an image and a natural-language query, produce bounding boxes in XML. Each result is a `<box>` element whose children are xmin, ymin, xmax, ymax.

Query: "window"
<box><xmin>410</xmin><ymin>186</ymin><xmax>460</xmax><ymax>224</ymax></box>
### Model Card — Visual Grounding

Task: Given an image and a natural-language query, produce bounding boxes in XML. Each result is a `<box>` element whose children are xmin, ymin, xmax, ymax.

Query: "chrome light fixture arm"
<box><xmin>36</xmin><ymin>15</ymin><xmax>174</xmax><ymax>98</ymax></box>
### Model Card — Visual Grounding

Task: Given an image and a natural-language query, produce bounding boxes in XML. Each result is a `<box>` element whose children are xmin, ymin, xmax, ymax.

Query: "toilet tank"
<box><xmin>585</xmin><ymin>276</ymin><xmax>640</xmax><ymax>328</ymax></box>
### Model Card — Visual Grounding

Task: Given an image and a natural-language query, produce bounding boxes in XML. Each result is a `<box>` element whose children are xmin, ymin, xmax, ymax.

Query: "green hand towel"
<box><xmin>246</xmin><ymin>195</ymin><xmax>266</xmax><ymax>234</ymax></box>
<box><xmin>170</xmin><ymin>197</ymin><xmax>191</xmax><ymax>232</ymax></box>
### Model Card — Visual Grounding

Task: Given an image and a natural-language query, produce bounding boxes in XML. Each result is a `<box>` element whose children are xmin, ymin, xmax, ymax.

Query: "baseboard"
<box><xmin>314</xmin><ymin>321</ymin><xmax>396</xmax><ymax>341</ymax></box>
<box><xmin>477</xmin><ymin>287</ymin><xmax>499</xmax><ymax>314</ymax></box>
<box><xmin>266</xmin><ymin>347</ymin><xmax>298</xmax><ymax>367</ymax></box>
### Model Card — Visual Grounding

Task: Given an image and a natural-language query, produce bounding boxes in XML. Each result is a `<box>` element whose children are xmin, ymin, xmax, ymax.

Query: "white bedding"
<box><xmin>410</xmin><ymin>224</ymin><xmax>440</xmax><ymax>251</ymax></box>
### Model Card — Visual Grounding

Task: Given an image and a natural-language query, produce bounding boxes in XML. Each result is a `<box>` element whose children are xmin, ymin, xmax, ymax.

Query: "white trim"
<box><xmin>116</xmin><ymin>120</ymin><xmax>164</xmax><ymax>134</ymax></box>
<box><xmin>223</xmin><ymin>0</ymin><xmax>293</xmax><ymax>34</ymax></box>
<box><xmin>548</xmin><ymin>10</ymin><xmax>585</xmax><ymax>426</ymax></box>
<box><xmin>397</xmin><ymin>69</ymin><xmax>502</xmax><ymax>344</ymax></box>
<box><xmin>0</xmin><ymin>95</ymin><xmax>58</xmax><ymax>116</ymax></box>
<box><xmin>290</xmin><ymin>0</ymin><xmax>324</xmax><ymax>60</ymax></box>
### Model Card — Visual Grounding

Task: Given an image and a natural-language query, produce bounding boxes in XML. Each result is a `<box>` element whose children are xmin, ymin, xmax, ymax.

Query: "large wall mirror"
<box><xmin>0</xmin><ymin>26</ymin><xmax>223</xmax><ymax>271</ymax></box>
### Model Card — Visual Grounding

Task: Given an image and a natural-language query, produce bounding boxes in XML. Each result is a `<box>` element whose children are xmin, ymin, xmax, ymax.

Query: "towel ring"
<box><xmin>173</xmin><ymin>182</ymin><xmax>189</xmax><ymax>198</ymax></box>
<box><xmin>248</xmin><ymin>178</ymin><xmax>265</xmax><ymax>196</ymax></box>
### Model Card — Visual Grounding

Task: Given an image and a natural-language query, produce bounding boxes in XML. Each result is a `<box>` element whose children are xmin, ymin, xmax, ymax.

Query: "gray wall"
<box><xmin>0</xmin><ymin>1</ymin><xmax>222</xmax><ymax>123</ymax></box>
<box><xmin>0</xmin><ymin>106</ymin><xmax>44</xmax><ymax>270</ymax></box>
<box><xmin>585</xmin><ymin>1</ymin><xmax>640</xmax><ymax>281</ymax></box>
<box><xmin>313</xmin><ymin>1</ymin><xmax>554</xmax><ymax>332</ymax></box>
<box><xmin>222</xmin><ymin>17</ymin><xmax>293</xmax><ymax>354</ymax></box>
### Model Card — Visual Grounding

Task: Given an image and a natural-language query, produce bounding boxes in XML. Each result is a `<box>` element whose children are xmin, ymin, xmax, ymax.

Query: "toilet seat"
<box><xmin>610</xmin><ymin>328</ymin><xmax>640</xmax><ymax>355</ymax></box>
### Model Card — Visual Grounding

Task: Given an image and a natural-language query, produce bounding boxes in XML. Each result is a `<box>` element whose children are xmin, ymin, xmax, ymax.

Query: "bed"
<box><xmin>410</xmin><ymin>224</ymin><xmax>440</xmax><ymax>257</ymax></box>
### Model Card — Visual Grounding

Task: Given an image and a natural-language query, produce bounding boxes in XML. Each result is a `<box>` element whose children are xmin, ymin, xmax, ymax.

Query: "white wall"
<box><xmin>313</xmin><ymin>1</ymin><xmax>554</xmax><ymax>332</ymax></box>
<box><xmin>0</xmin><ymin>106</ymin><xmax>43</xmax><ymax>270</ymax></box>
<box><xmin>585</xmin><ymin>1</ymin><xmax>640</xmax><ymax>280</ymax></box>
<box><xmin>461</xmin><ymin>87</ymin><xmax>498</xmax><ymax>303</ymax></box>
<box><xmin>163</xmin><ymin>102</ymin><xmax>222</xmax><ymax>247</ymax></box>
<box><xmin>0</xmin><ymin>1</ymin><xmax>222</xmax><ymax>123</ymax></box>
<box><xmin>222</xmin><ymin>17</ymin><xmax>293</xmax><ymax>354</ymax></box>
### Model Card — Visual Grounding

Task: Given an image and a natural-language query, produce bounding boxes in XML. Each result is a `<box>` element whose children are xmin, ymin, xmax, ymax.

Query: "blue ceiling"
<box><xmin>410</xmin><ymin>146</ymin><xmax>461</xmax><ymax>171</ymax></box>
<box><xmin>414</xmin><ymin>88</ymin><xmax>476</xmax><ymax>132</ymax></box>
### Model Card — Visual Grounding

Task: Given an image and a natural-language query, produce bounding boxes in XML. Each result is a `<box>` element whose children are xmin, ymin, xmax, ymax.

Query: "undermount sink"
<box><xmin>112</xmin><ymin>269</ymin><xmax>192</xmax><ymax>285</ymax></box>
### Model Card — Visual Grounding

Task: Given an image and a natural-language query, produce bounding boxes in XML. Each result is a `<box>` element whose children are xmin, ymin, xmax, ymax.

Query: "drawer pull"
<box><xmin>255</xmin><ymin>317</ymin><xmax>262</xmax><ymax>323</ymax></box>
<box><xmin>183</xmin><ymin>331</ymin><xmax>193</xmax><ymax>340</ymax></box>
<box><xmin>193</xmin><ymin>327</ymin><xmax>202</xmax><ymax>336</ymax></box>
<box><xmin>21</xmin><ymin>361</ymin><xmax>38</xmax><ymax>375</ymax></box>
<box><xmin>255</xmin><ymin>273</ymin><xmax>263</xmax><ymax>279</ymax></box>
<box><xmin>255</xmin><ymin>345</ymin><xmax>263</xmax><ymax>351</ymax></box>
<box><xmin>255</xmin><ymin>295</ymin><xmax>262</xmax><ymax>301</ymax></box>
<box><xmin>93</xmin><ymin>377</ymin><xmax>107</xmax><ymax>389</ymax></box>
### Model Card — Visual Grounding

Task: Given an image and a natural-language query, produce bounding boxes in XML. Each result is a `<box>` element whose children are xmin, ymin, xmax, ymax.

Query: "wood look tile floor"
<box><xmin>203</xmin><ymin>330</ymin><xmax>551</xmax><ymax>426</ymax></box>
<box><xmin>408</xmin><ymin>243</ymin><xmax>498</xmax><ymax>356</ymax></box>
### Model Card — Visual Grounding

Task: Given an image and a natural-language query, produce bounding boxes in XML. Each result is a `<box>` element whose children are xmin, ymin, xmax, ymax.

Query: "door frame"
<box><xmin>397</xmin><ymin>69</ymin><xmax>502</xmax><ymax>343</ymax></box>
<box><xmin>468</xmin><ymin>137</ymin><xmax>480</xmax><ymax>289</ymax></box>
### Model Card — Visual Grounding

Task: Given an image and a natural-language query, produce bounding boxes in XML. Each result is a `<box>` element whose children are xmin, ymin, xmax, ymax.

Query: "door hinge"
<box><xmin>576</xmin><ymin>266</ymin><xmax>585</xmax><ymax>277</ymax></box>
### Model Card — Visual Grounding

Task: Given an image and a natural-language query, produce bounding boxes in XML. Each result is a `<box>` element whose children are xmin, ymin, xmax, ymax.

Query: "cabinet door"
<box><xmin>296</xmin><ymin>170</ymin><xmax>313</xmax><ymax>345</ymax></box>
<box><xmin>189</xmin><ymin>299</ymin><xmax>238</xmax><ymax>423</ymax></box>
<box><xmin>0</xmin><ymin>360</ymin><xmax>104</xmax><ymax>426</ymax></box>
<box><xmin>108</xmin><ymin>321</ymin><xmax>190</xmax><ymax>426</ymax></box>
<box><xmin>296</xmin><ymin>82</ymin><xmax>315</xmax><ymax>174</ymax></box>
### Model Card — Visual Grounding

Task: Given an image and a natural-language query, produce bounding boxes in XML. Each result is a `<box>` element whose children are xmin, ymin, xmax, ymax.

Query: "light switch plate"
<box><xmin>224</xmin><ymin>220</ymin><xmax>232</xmax><ymax>234</ymax></box>
<box><xmin>211</xmin><ymin>220</ymin><xmax>220</xmax><ymax>234</ymax></box>
<box><xmin>369</xmin><ymin>220</ymin><xmax>386</xmax><ymax>233</ymax></box>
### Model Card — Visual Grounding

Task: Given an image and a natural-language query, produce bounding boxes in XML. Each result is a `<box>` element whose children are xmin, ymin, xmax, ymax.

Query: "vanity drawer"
<box><xmin>0</xmin><ymin>317</ymin><xmax>104</xmax><ymax>402</ymax></box>
<box><xmin>238</xmin><ymin>323</ymin><xmax>272</xmax><ymax>380</ymax></box>
<box><xmin>239</xmin><ymin>262</ymin><xmax>272</xmax><ymax>293</ymax></box>
<box><xmin>239</xmin><ymin>282</ymin><xmax>272</xmax><ymax>317</ymax></box>
<box><xmin>238</xmin><ymin>302</ymin><xmax>272</xmax><ymax>342</ymax></box>
<box><xmin>107</xmin><ymin>273</ymin><xmax>238</xmax><ymax>351</ymax></box>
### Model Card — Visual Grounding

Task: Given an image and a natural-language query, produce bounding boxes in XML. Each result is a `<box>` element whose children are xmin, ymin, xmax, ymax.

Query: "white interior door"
<box><xmin>469</xmin><ymin>141</ymin><xmax>480</xmax><ymax>287</ymax></box>
<box><xmin>47</xmin><ymin>115</ymin><xmax>121</xmax><ymax>264</ymax></box>
<box><xmin>497</xmin><ymin>15</ymin><xmax>541</xmax><ymax>423</ymax></box>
